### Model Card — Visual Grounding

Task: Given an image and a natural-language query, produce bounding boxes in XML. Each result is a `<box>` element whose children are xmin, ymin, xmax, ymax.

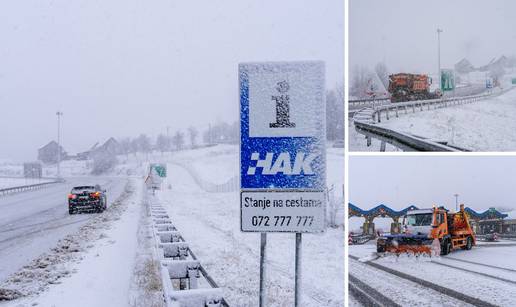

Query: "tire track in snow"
<box><xmin>349</xmin><ymin>255</ymin><xmax>497</xmax><ymax>307</ymax></box>
<box><xmin>348</xmin><ymin>273</ymin><xmax>401</xmax><ymax>307</ymax></box>
<box><xmin>443</xmin><ymin>256</ymin><xmax>516</xmax><ymax>273</ymax></box>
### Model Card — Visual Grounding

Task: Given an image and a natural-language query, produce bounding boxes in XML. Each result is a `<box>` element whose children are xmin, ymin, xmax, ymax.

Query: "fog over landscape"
<box><xmin>349</xmin><ymin>156</ymin><xmax>516</xmax><ymax>212</ymax></box>
<box><xmin>350</xmin><ymin>0</ymin><xmax>516</xmax><ymax>74</ymax></box>
<box><xmin>0</xmin><ymin>0</ymin><xmax>344</xmax><ymax>161</ymax></box>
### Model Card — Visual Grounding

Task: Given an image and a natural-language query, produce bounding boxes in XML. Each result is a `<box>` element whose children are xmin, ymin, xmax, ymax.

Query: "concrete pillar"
<box><xmin>363</xmin><ymin>218</ymin><xmax>375</xmax><ymax>235</ymax></box>
<box><xmin>390</xmin><ymin>217</ymin><xmax>401</xmax><ymax>234</ymax></box>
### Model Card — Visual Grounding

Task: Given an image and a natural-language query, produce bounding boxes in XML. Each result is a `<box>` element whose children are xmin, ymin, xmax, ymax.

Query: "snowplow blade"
<box><xmin>377</xmin><ymin>234</ymin><xmax>433</xmax><ymax>256</ymax></box>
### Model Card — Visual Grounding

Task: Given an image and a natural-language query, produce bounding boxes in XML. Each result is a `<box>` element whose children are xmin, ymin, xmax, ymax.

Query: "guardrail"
<box><xmin>354</xmin><ymin>121</ymin><xmax>468</xmax><ymax>152</ymax></box>
<box><xmin>349</xmin><ymin>98</ymin><xmax>390</xmax><ymax>114</ymax></box>
<box><xmin>353</xmin><ymin>86</ymin><xmax>515</xmax><ymax>151</ymax></box>
<box><xmin>349</xmin><ymin>97</ymin><xmax>390</xmax><ymax>107</ymax></box>
<box><xmin>149</xmin><ymin>196</ymin><xmax>228</xmax><ymax>307</ymax></box>
<box><xmin>0</xmin><ymin>180</ymin><xmax>61</xmax><ymax>197</ymax></box>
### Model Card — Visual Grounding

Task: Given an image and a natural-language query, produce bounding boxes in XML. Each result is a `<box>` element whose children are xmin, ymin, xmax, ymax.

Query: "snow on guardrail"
<box><xmin>148</xmin><ymin>191</ymin><xmax>228</xmax><ymax>307</ymax></box>
<box><xmin>0</xmin><ymin>180</ymin><xmax>62</xmax><ymax>197</ymax></box>
<box><xmin>352</xmin><ymin>86</ymin><xmax>516</xmax><ymax>151</ymax></box>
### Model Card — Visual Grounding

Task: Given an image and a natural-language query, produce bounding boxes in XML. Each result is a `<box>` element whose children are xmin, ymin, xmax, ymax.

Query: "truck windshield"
<box><xmin>406</xmin><ymin>214</ymin><xmax>433</xmax><ymax>226</ymax></box>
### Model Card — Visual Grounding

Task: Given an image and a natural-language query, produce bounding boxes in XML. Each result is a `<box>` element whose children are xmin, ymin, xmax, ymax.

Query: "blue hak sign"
<box><xmin>239</xmin><ymin>61</ymin><xmax>326</xmax><ymax>191</ymax></box>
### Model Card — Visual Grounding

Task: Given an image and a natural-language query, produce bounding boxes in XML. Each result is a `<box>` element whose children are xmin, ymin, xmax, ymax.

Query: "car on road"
<box><xmin>68</xmin><ymin>185</ymin><xmax>107</xmax><ymax>214</ymax></box>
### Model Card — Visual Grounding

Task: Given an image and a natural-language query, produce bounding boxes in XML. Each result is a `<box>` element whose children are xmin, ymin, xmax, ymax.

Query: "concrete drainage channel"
<box><xmin>149</xmin><ymin>197</ymin><xmax>229</xmax><ymax>307</ymax></box>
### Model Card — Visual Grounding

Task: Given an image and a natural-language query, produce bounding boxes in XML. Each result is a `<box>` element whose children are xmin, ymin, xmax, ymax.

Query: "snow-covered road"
<box><xmin>0</xmin><ymin>177</ymin><xmax>127</xmax><ymax>282</ymax></box>
<box><xmin>349</xmin><ymin>241</ymin><xmax>516</xmax><ymax>306</ymax></box>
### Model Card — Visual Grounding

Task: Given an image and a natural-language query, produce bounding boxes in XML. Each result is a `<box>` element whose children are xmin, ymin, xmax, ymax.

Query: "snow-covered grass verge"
<box><xmin>154</xmin><ymin>145</ymin><xmax>344</xmax><ymax>306</ymax></box>
<box><xmin>0</xmin><ymin>178</ymin><xmax>138</xmax><ymax>305</ymax></box>
<box><xmin>128</xmin><ymin>188</ymin><xmax>164</xmax><ymax>307</ymax></box>
<box><xmin>366</xmin><ymin>87</ymin><xmax>516</xmax><ymax>151</ymax></box>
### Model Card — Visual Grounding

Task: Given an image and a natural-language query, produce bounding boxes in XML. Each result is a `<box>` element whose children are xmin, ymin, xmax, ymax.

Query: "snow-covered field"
<box><xmin>155</xmin><ymin>145</ymin><xmax>344</xmax><ymax>306</ymax></box>
<box><xmin>351</xmin><ymin>86</ymin><xmax>516</xmax><ymax>151</ymax></box>
<box><xmin>349</xmin><ymin>240</ymin><xmax>516</xmax><ymax>306</ymax></box>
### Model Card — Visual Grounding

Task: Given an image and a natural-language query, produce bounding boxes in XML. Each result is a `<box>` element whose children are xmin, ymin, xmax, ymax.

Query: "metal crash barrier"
<box><xmin>149</xmin><ymin>200</ymin><xmax>229</xmax><ymax>307</ymax></box>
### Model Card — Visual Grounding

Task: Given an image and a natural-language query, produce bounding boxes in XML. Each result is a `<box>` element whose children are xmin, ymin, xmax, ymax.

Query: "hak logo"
<box><xmin>247</xmin><ymin>152</ymin><xmax>316</xmax><ymax>175</ymax></box>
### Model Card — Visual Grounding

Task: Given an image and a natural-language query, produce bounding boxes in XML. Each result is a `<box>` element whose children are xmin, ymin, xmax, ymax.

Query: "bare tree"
<box><xmin>350</xmin><ymin>65</ymin><xmax>373</xmax><ymax>98</ymax></box>
<box><xmin>156</xmin><ymin>134</ymin><xmax>169</xmax><ymax>154</ymax></box>
<box><xmin>136</xmin><ymin>134</ymin><xmax>151</xmax><ymax>160</ymax></box>
<box><xmin>187</xmin><ymin>126</ymin><xmax>198</xmax><ymax>148</ymax></box>
<box><xmin>119</xmin><ymin>137</ymin><xmax>132</xmax><ymax>158</ymax></box>
<box><xmin>172</xmin><ymin>131</ymin><xmax>185</xmax><ymax>151</ymax></box>
<box><xmin>326</xmin><ymin>84</ymin><xmax>344</xmax><ymax>141</ymax></box>
<box><xmin>375</xmin><ymin>62</ymin><xmax>390</xmax><ymax>89</ymax></box>
<box><xmin>130</xmin><ymin>138</ymin><xmax>139</xmax><ymax>156</ymax></box>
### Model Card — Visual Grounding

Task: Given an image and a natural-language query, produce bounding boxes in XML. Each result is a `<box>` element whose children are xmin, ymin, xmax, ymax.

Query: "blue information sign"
<box><xmin>239</xmin><ymin>61</ymin><xmax>326</xmax><ymax>233</ymax></box>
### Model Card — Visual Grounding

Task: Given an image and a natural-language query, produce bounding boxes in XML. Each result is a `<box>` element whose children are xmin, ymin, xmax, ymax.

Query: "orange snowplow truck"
<box><xmin>388</xmin><ymin>73</ymin><xmax>442</xmax><ymax>103</ymax></box>
<box><xmin>377</xmin><ymin>204</ymin><xmax>476</xmax><ymax>256</ymax></box>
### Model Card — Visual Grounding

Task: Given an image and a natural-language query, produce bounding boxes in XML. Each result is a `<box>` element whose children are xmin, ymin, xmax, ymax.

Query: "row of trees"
<box><xmin>350</xmin><ymin>62</ymin><xmax>389</xmax><ymax>99</ymax></box>
<box><xmin>326</xmin><ymin>84</ymin><xmax>344</xmax><ymax>141</ymax></box>
<box><xmin>118</xmin><ymin>126</ymin><xmax>200</xmax><ymax>156</ymax></box>
<box><xmin>109</xmin><ymin>82</ymin><xmax>344</xmax><ymax>161</ymax></box>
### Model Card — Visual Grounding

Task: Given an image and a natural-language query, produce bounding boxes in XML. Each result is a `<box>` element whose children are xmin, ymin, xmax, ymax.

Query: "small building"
<box><xmin>76</xmin><ymin>142</ymin><xmax>99</xmax><ymax>160</ymax></box>
<box><xmin>38</xmin><ymin>141</ymin><xmax>67</xmax><ymax>164</ymax></box>
<box><xmin>95</xmin><ymin>137</ymin><xmax>122</xmax><ymax>156</ymax></box>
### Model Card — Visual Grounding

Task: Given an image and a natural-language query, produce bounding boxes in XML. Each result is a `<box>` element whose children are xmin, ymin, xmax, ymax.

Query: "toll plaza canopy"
<box><xmin>349</xmin><ymin>203</ymin><xmax>508</xmax><ymax>220</ymax></box>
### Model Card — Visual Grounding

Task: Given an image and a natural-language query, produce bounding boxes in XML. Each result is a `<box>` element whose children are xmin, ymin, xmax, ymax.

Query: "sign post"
<box><xmin>239</xmin><ymin>61</ymin><xmax>326</xmax><ymax>306</ymax></box>
<box><xmin>441</xmin><ymin>69</ymin><xmax>455</xmax><ymax>92</ymax></box>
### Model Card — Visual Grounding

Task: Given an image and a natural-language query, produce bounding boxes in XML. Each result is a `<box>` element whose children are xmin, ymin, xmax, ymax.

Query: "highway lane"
<box><xmin>0</xmin><ymin>176</ymin><xmax>128</xmax><ymax>282</ymax></box>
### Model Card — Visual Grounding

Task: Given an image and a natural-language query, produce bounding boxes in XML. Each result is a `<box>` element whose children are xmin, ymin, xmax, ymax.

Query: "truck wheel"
<box><xmin>377</xmin><ymin>244</ymin><xmax>385</xmax><ymax>253</ymax></box>
<box><xmin>463</xmin><ymin>236</ymin><xmax>473</xmax><ymax>250</ymax></box>
<box><xmin>441</xmin><ymin>240</ymin><xmax>451</xmax><ymax>255</ymax></box>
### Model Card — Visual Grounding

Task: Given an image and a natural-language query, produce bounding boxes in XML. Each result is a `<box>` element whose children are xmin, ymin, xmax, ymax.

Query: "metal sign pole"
<box><xmin>294</xmin><ymin>232</ymin><xmax>302</xmax><ymax>307</ymax></box>
<box><xmin>259</xmin><ymin>232</ymin><xmax>267</xmax><ymax>307</ymax></box>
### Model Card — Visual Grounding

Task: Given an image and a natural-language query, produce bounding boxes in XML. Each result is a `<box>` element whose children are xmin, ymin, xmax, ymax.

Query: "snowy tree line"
<box><xmin>118</xmin><ymin>126</ymin><xmax>201</xmax><ymax>156</ymax></box>
<box><xmin>350</xmin><ymin>62</ymin><xmax>389</xmax><ymax>99</ymax></box>
<box><xmin>90</xmin><ymin>83</ymin><xmax>344</xmax><ymax>172</ymax></box>
<box><xmin>326</xmin><ymin>84</ymin><xmax>344</xmax><ymax>141</ymax></box>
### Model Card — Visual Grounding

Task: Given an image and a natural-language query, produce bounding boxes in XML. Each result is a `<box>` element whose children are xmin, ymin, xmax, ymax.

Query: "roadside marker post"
<box><xmin>239</xmin><ymin>61</ymin><xmax>326</xmax><ymax>307</ymax></box>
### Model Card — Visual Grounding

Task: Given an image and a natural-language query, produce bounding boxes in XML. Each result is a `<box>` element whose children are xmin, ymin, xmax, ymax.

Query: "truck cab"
<box><xmin>378</xmin><ymin>204</ymin><xmax>476</xmax><ymax>256</ymax></box>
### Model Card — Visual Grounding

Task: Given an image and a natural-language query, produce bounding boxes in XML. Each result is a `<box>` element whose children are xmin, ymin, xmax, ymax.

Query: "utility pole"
<box><xmin>56</xmin><ymin>111</ymin><xmax>63</xmax><ymax>179</ymax></box>
<box><xmin>166</xmin><ymin>126</ymin><xmax>170</xmax><ymax>152</ymax></box>
<box><xmin>208</xmin><ymin>123</ymin><xmax>212</xmax><ymax>144</ymax></box>
<box><xmin>454</xmin><ymin>193</ymin><xmax>459</xmax><ymax>212</ymax></box>
<box><xmin>437</xmin><ymin>28</ymin><xmax>443</xmax><ymax>91</ymax></box>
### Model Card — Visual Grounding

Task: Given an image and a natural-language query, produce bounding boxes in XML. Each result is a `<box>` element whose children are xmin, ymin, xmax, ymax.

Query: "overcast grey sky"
<box><xmin>0</xmin><ymin>0</ymin><xmax>343</xmax><ymax>161</ymax></box>
<box><xmin>350</xmin><ymin>0</ymin><xmax>516</xmax><ymax>74</ymax></box>
<box><xmin>349</xmin><ymin>156</ymin><xmax>516</xmax><ymax>212</ymax></box>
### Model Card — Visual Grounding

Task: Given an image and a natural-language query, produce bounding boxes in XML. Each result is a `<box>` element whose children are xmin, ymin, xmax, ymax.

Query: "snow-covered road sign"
<box><xmin>239</xmin><ymin>61</ymin><xmax>326</xmax><ymax>233</ymax></box>
<box><xmin>150</xmin><ymin>163</ymin><xmax>167</xmax><ymax>178</ymax></box>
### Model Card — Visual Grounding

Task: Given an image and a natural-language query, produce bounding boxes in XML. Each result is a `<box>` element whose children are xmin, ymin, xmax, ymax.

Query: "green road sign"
<box><xmin>512</xmin><ymin>78</ymin><xmax>516</xmax><ymax>85</ymax></box>
<box><xmin>150</xmin><ymin>163</ymin><xmax>167</xmax><ymax>178</ymax></box>
<box><xmin>441</xmin><ymin>69</ymin><xmax>455</xmax><ymax>91</ymax></box>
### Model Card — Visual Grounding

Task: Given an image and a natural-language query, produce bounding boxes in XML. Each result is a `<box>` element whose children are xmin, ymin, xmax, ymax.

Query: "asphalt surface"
<box><xmin>0</xmin><ymin>177</ymin><xmax>127</xmax><ymax>282</ymax></box>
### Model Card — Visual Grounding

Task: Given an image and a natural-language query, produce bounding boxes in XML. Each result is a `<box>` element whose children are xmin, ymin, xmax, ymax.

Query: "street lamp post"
<box><xmin>454</xmin><ymin>193</ymin><xmax>459</xmax><ymax>212</ymax></box>
<box><xmin>56</xmin><ymin>111</ymin><xmax>63</xmax><ymax>179</ymax></box>
<box><xmin>437</xmin><ymin>28</ymin><xmax>443</xmax><ymax>91</ymax></box>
